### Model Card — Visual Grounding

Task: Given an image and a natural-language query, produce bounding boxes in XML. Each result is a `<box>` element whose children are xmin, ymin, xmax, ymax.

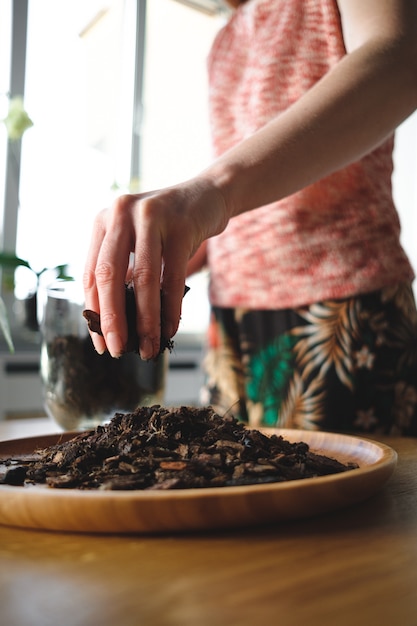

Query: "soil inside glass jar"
<box><xmin>43</xmin><ymin>334</ymin><xmax>165</xmax><ymax>430</ymax></box>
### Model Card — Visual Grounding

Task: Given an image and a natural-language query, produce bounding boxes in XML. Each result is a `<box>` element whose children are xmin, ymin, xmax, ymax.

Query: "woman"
<box><xmin>84</xmin><ymin>0</ymin><xmax>417</xmax><ymax>435</ymax></box>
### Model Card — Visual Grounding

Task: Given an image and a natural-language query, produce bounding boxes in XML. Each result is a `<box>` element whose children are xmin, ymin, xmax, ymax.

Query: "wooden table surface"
<box><xmin>1</xmin><ymin>418</ymin><xmax>417</xmax><ymax>626</ymax></box>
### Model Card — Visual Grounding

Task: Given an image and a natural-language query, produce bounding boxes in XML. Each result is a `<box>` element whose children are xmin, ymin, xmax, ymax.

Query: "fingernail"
<box><xmin>106</xmin><ymin>332</ymin><xmax>123</xmax><ymax>358</ymax></box>
<box><xmin>91</xmin><ymin>335</ymin><xmax>106</xmax><ymax>355</ymax></box>
<box><xmin>140</xmin><ymin>335</ymin><xmax>154</xmax><ymax>361</ymax></box>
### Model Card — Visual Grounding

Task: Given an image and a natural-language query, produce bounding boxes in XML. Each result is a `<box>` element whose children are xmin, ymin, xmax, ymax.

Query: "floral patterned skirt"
<box><xmin>200</xmin><ymin>282</ymin><xmax>417</xmax><ymax>436</ymax></box>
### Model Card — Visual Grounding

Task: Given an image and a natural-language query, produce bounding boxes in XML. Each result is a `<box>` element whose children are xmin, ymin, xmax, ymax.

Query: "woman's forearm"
<box><xmin>202</xmin><ymin>21</ymin><xmax>417</xmax><ymax>221</ymax></box>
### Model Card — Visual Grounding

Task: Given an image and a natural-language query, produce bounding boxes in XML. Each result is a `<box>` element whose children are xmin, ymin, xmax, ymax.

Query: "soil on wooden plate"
<box><xmin>1</xmin><ymin>405</ymin><xmax>358</xmax><ymax>491</ymax></box>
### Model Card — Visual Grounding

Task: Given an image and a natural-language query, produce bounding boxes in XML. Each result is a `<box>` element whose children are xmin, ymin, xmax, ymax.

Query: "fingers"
<box><xmin>83</xmin><ymin>184</ymin><xmax>211</xmax><ymax>361</ymax></box>
<box><xmin>83</xmin><ymin>210</ymin><xmax>107</xmax><ymax>355</ymax></box>
<box><xmin>160</xmin><ymin>240</ymin><xmax>191</xmax><ymax>342</ymax></box>
<box><xmin>131</xmin><ymin>194</ymin><xmax>185</xmax><ymax>360</ymax></box>
<box><xmin>84</xmin><ymin>200</ymin><xmax>132</xmax><ymax>358</ymax></box>
<box><xmin>131</xmin><ymin>213</ymin><xmax>163</xmax><ymax>360</ymax></box>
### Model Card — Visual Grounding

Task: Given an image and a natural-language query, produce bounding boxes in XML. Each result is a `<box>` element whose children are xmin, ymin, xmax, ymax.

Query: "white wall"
<box><xmin>393</xmin><ymin>111</ymin><xmax>417</xmax><ymax>290</ymax></box>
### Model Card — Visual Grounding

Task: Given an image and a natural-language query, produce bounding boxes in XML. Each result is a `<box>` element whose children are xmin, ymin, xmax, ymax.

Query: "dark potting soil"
<box><xmin>43</xmin><ymin>334</ymin><xmax>165</xmax><ymax>421</ymax></box>
<box><xmin>1</xmin><ymin>405</ymin><xmax>358</xmax><ymax>491</ymax></box>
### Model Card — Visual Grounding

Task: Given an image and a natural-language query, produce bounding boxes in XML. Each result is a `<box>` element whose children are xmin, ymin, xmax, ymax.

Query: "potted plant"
<box><xmin>0</xmin><ymin>252</ymin><xmax>72</xmax><ymax>342</ymax></box>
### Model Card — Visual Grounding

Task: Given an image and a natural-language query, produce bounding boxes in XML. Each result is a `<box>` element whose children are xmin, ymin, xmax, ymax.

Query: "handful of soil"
<box><xmin>83</xmin><ymin>284</ymin><xmax>190</xmax><ymax>355</ymax></box>
<box><xmin>1</xmin><ymin>405</ymin><xmax>358</xmax><ymax>490</ymax></box>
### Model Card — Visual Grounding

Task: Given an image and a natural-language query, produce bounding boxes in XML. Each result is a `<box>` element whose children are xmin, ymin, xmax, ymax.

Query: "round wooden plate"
<box><xmin>0</xmin><ymin>429</ymin><xmax>397</xmax><ymax>534</ymax></box>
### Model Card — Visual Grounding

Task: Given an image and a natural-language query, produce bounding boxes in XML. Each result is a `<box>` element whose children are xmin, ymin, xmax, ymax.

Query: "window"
<box><xmin>1</xmin><ymin>0</ymin><xmax>226</xmax><ymax>338</ymax></box>
<box><xmin>139</xmin><ymin>0</ymin><xmax>224</xmax><ymax>332</ymax></box>
<box><xmin>0</xmin><ymin>0</ymin><xmax>14</xmax><ymax>263</ymax></box>
<box><xmin>16</xmin><ymin>0</ymin><xmax>137</xmax><ymax>288</ymax></box>
<box><xmin>141</xmin><ymin>0</ymin><xmax>221</xmax><ymax>190</ymax></box>
<box><xmin>0</xmin><ymin>1</ymin><xmax>12</xmax><ymax>233</ymax></box>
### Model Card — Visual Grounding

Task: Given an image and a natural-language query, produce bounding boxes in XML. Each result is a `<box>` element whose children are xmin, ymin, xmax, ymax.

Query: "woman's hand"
<box><xmin>83</xmin><ymin>179</ymin><xmax>228</xmax><ymax>360</ymax></box>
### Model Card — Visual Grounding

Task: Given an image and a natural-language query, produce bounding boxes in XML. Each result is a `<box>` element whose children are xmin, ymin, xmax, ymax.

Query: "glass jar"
<box><xmin>40</xmin><ymin>279</ymin><xmax>167</xmax><ymax>431</ymax></box>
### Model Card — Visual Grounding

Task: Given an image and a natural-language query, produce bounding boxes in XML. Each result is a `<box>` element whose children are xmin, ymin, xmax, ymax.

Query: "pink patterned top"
<box><xmin>206</xmin><ymin>0</ymin><xmax>414</xmax><ymax>309</ymax></box>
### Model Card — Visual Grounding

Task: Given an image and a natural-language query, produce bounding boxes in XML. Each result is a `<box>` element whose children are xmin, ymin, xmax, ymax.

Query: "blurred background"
<box><xmin>0</xmin><ymin>0</ymin><xmax>415</xmax><ymax>420</ymax></box>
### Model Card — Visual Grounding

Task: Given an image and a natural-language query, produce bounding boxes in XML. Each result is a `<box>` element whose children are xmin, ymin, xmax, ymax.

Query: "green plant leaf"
<box><xmin>3</xmin><ymin>96</ymin><xmax>33</xmax><ymax>141</ymax></box>
<box><xmin>0</xmin><ymin>252</ymin><xmax>31</xmax><ymax>271</ymax></box>
<box><xmin>0</xmin><ymin>296</ymin><xmax>14</xmax><ymax>352</ymax></box>
<box><xmin>38</xmin><ymin>263</ymin><xmax>72</xmax><ymax>280</ymax></box>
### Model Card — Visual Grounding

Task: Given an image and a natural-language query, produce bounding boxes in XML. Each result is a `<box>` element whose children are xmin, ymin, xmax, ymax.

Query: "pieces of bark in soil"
<box><xmin>1</xmin><ymin>405</ymin><xmax>358</xmax><ymax>491</ymax></box>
